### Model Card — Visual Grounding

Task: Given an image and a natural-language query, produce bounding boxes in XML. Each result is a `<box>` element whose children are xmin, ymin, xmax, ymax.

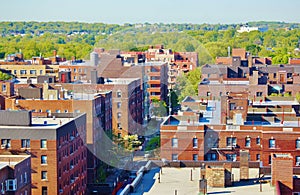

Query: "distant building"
<box><xmin>0</xmin><ymin>153</ymin><xmax>31</xmax><ymax>195</ymax></box>
<box><xmin>237</xmin><ymin>25</ymin><xmax>268</xmax><ymax>33</ymax></box>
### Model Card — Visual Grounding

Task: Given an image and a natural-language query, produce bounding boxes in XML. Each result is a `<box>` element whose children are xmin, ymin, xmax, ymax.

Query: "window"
<box><xmin>30</xmin><ymin>70</ymin><xmax>36</xmax><ymax>75</ymax></box>
<box><xmin>20</xmin><ymin>70</ymin><xmax>27</xmax><ymax>75</ymax></box>
<box><xmin>40</xmin><ymin>70</ymin><xmax>43</xmax><ymax>75</ymax></box>
<box><xmin>296</xmin><ymin>139</ymin><xmax>300</xmax><ymax>149</ymax></box>
<box><xmin>256</xmin><ymin>92</ymin><xmax>263</xmax><ymax>97</ymax></box>
<box><xmin>256</xmin><ymin>154</ymin><xmax>261</xmax><ymax>161</ymax></box>
<box><xmin>21</xmin><ymin>139</ymin><xmax>30</xmax><ymax>148</ymax></box>
<box><xmin>226</xmin><ymin>137</ymin><xmax>237</xmax><ymax>147</ymax></box>
<box><xmin>229</xmin><ymin>103</ymin><xmax>236</xmax><ymax>110</ymax></box>
<box><xmin>117</xmin><ymin>102</ymin><xmax>121</xmax><ymax>109</ymax></box>
<box><xmin>193</xmin><ymin>154</ymin><xmax>198</xmax><ymax>161</ymax></box>
<box><xmin>226</xmin><ymin>154</ymin><xmax>237</xmax><ymax>161</ymax></box>
<box><xmin>14</xmin><ymin>70</ymin><xmax>17</xmax><ymax>74</ymax></box>
<box><xmin>42</xmin><ymin>186</ymin><xmax>48</xmax><ymax>195</ymax></box>
<box><xmin>24</xmin><ymin>172</ymin><xmax>28</xmax><ymax>183</ymax></box>
<box><xmin>117</xmin><ymin>123</ymin><xmax>122</xmax><ymax>130</ymax></box>
<box><xmin>73</xmin><ymin>68</ymin><xmax>77</xmax><ymax>73</ymax></box>
<box><xmin>56</xmin><ymin>109</ymin><xmax>61</xmax><ymax>113</ymax></box>
<box><xmin>41</xmin><ymin>139</ymin><xmax>47</xmax><ymax>148</ymax></box>
<box><xmin>273</xmin><ymin>73</ymin><xmax>277</xmax><ymax>78</ymax></box>
<box><xmin>192</xmin><ymin>138</ymin><xmax>198</xmax><ymax>148</ymax></box>
<box><xmin>206</xmin><ymin>153</ymin><xmax>217</xmax><ymax>161</ymax></box>
<box><xmin>172</xmin><ymin>154</ymin><xmax>178</xmax><ymax>161</ymax></box>
<box><xmin>5</xmin><ymin>179</ymin><xmax>16</xmax><ymax>191</ymax></box>
<box><xmin>296</xmin><ymin>156</ymin><xmax>300</xmax><ymax>166</ymax></box>
<box><xmin>1</xmin><ymin>139</ymin><xmax>11</xmax><ymax>148</ymax></box>
<box><xmin>41</xmin><ymin>171</ymin><xmax>47</xmax><ymax>180</ymax></box>
<box><xmin>269</xmin><ymin>139</ymin><xmax>275</xmax><ymax>148</ymax></box>
<box><xmin>64</xmin><ymin>110</ymin><xmax>68</xmax><ymax>113</ymax></box>
<box><xmin>117</xmin><ymin>112</ymin><xmax>121</xmax><ymax>119</ymax></box>
<box><xmin>1</xmin><ymin>182</ymin><xmax>3</xmax><ymax>194</ymax></box>
<box><xmin>117</xmin><ymin>91</ymin><xmax>122</xmax><ymax>98</ymax></box>
<box><xmin>150</xmin><ymin>76</ymin><xmax>160</xmax><ymax>80</ymax></box>
<box><xmin>245</xmin><ymin>137</ymin><xmax>251</xmax><ymax>147</ymax></box>
<box><xmin>2</xmin><ymin>84</ymin><xmax>6</xmax><ymax>92</ymax></box>
<box><xmin>256</xmin><ymin>137</ymin><xmax>261</xmax><ymax>145</ymax></box>
<box><xmin>207</xmin><ymin>91</ymin><xmax>211</xmax><ymax>96</ymax></box>
<box><xmin>171</xmin><ymin>138</ymin><xmax>178</xmax><ymax>148</ymax></box>
<box><xmin>41</xmin><ymin>155</ymin><xmax>47</xmax><ymax>164</ymax></box>
<box><xmin>287</xmin><ymin>73</ymin><xmax>292</xmax><ymax>78</ymax></box>
<box><xmin>269</xmin><ymin>155</ymin><xmax>272</xmax><ymax>164</ymax></box>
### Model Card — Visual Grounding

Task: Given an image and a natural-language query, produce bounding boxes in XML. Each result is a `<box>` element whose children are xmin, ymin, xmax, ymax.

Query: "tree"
<box><xmin>173</xmin><ymin>68</ymin><xmax>201</xmax><ymax>102</ymax></box>
<box><xmin>145</xmin><ymin>136</ymin><xmax>160</xmax><ymax>151</ymax></box>
<box><xmin>0</xmin><ymin>71</ymin><xmax>12</xmax><ymax>80</ymax></box>
<box><xmin>151</xmin><ymin>98</ymin><xmax>167</xmax><ymax>117</ymax></box>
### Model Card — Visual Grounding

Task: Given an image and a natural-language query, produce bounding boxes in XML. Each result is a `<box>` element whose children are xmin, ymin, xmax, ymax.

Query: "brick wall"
<box><xmin>271</xmin><ymin>154</ymin><xmax>293</xmax><ymax>190</ymax></box>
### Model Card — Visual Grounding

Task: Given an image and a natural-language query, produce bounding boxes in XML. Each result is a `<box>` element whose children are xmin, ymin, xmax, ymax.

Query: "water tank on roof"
<box><xmin>90</xmin><ymin>51</ymin><xmax>99</xmax><ymax>66</ymax></box>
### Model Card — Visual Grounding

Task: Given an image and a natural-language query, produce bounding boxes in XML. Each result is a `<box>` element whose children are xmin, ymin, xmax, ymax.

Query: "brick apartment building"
<box><xmin>200</xmin><ymin>62</ymin><xmax>300</xmax><ymax>98</ymax></box>
<box><xmin>0</xmin><ymin>111</ymin><xmax>87</xmax><ymax>195</ymax></box>
<box><xmin>58</xmin><ymin>49</ymin><xmax>167</xmax><ymax>121</ymax></box>
<box><xmin>0</xmin><ymin>154</ymin><xmax>31</xmax><ymax>195</ymax></box>
<box><xmin>161</xmin><ymin>114</ymin><xmax>300</xmax><ymax>167</ymax></box>
<box><xmin>122</xmin><ymin>45</ymin><xmax>198</xmax><ymax>89</ymax></box>
<box><xmin>11</xmin><ymin>78</ymin><xmax>141</xmax><ymax>137</ymax></box>
<box><xmin>161</xmin><ymin>93</ymin><xmax>300</xmax><ymax>167</ymax></box>
<box><xmin>0</xmin><ymin>51</ymin><xmax>65</xmax><ymax>80</ymax></box>
<box><xmin>60</xmin><ymin>78</ymin><xmax>143</xmax><ymax>137</ymax></box>
<box><xmin>4</xmin><ymin>82</ymin><xmax>112</xmax><ymax>187</ymax></box>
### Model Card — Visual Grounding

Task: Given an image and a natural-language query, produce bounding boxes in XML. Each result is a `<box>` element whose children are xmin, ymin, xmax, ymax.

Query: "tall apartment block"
<box><xmin>0</xmin><ymin>110</ymin><xmax>87</xmax><ymax>195</ymax></box>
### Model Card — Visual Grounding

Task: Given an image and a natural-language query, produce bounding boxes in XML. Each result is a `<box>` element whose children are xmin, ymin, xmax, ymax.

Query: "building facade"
<box><xmin>0</xmin><ymin>111</ymin><xmax>87</xmax><ymax>195</ymax></box>
<box><xmin>0</xmin><ymin>154</ymin><xmax>31</xmax><ymax>195</ymax></box>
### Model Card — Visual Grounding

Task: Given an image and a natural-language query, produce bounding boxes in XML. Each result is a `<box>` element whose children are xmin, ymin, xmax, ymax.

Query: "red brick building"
<box><xmin>161</xmin><ymin>115</ymin><xmax>300</xmax><ymax>167</ymax></box>
<box><xmin>0</xmin><ymin>154</ymin><xmax>31</xmax><ymax>195</ymax></box>
<box><xmin>0</xmin><ymin>111</ymin><xmax>87</xmax><ymax>195</ymax></box>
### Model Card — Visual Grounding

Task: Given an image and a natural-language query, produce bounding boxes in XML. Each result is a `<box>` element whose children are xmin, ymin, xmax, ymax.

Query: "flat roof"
<box><xmin>252</xmin><ymin>100</ymin><xmax>299</xmax><ymax>106</ymax></box>
<box><xmin>0</xmin><ymin>116</ymin><xmax>75</xmax><ymax>130</ymax></box>
<box><xmin>103</xmin><ymin>78</ymin><xmax>140</xmax><ymax>84</ymax></box>
<box><xmin>72</xmin><ymin>93</ymin><xmax>100</xmax><ymax>100</ymax></box>
<box><xmin>136</xmin><ymin>62</ymin><xmax>167</xmax><ymax>66</ymax></box>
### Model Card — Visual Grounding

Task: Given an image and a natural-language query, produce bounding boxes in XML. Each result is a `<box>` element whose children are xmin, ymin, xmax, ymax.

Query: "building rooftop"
<box><xmin>103</xmin><ymin>78</ymin><xmax>140</xmax><ymax>85</ymax></box>
<box><xmin>0</xmin><ymin>114</ymin><xmax>82</xmax><ymax>130</ymax></box>
<box><xmin>137</xmin><ymin>62</ymin><xmax>167</xmax><ymax>66</ymax></box>
<box><xmin>252</xmin><ymin>100</ymin><xmax>299</xmax><ymax>106</ymax></box>
<box><xmin>0</xmin><ymin>154</ymin><xmax>30</xmax><ymax>170</ymax></box>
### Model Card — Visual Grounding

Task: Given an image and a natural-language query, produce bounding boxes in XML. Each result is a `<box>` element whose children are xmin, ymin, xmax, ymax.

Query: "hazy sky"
<box><xmin>1</xmin><ymin>0</ymin><xmax>300</xmax><ymax>24</ymax></box>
